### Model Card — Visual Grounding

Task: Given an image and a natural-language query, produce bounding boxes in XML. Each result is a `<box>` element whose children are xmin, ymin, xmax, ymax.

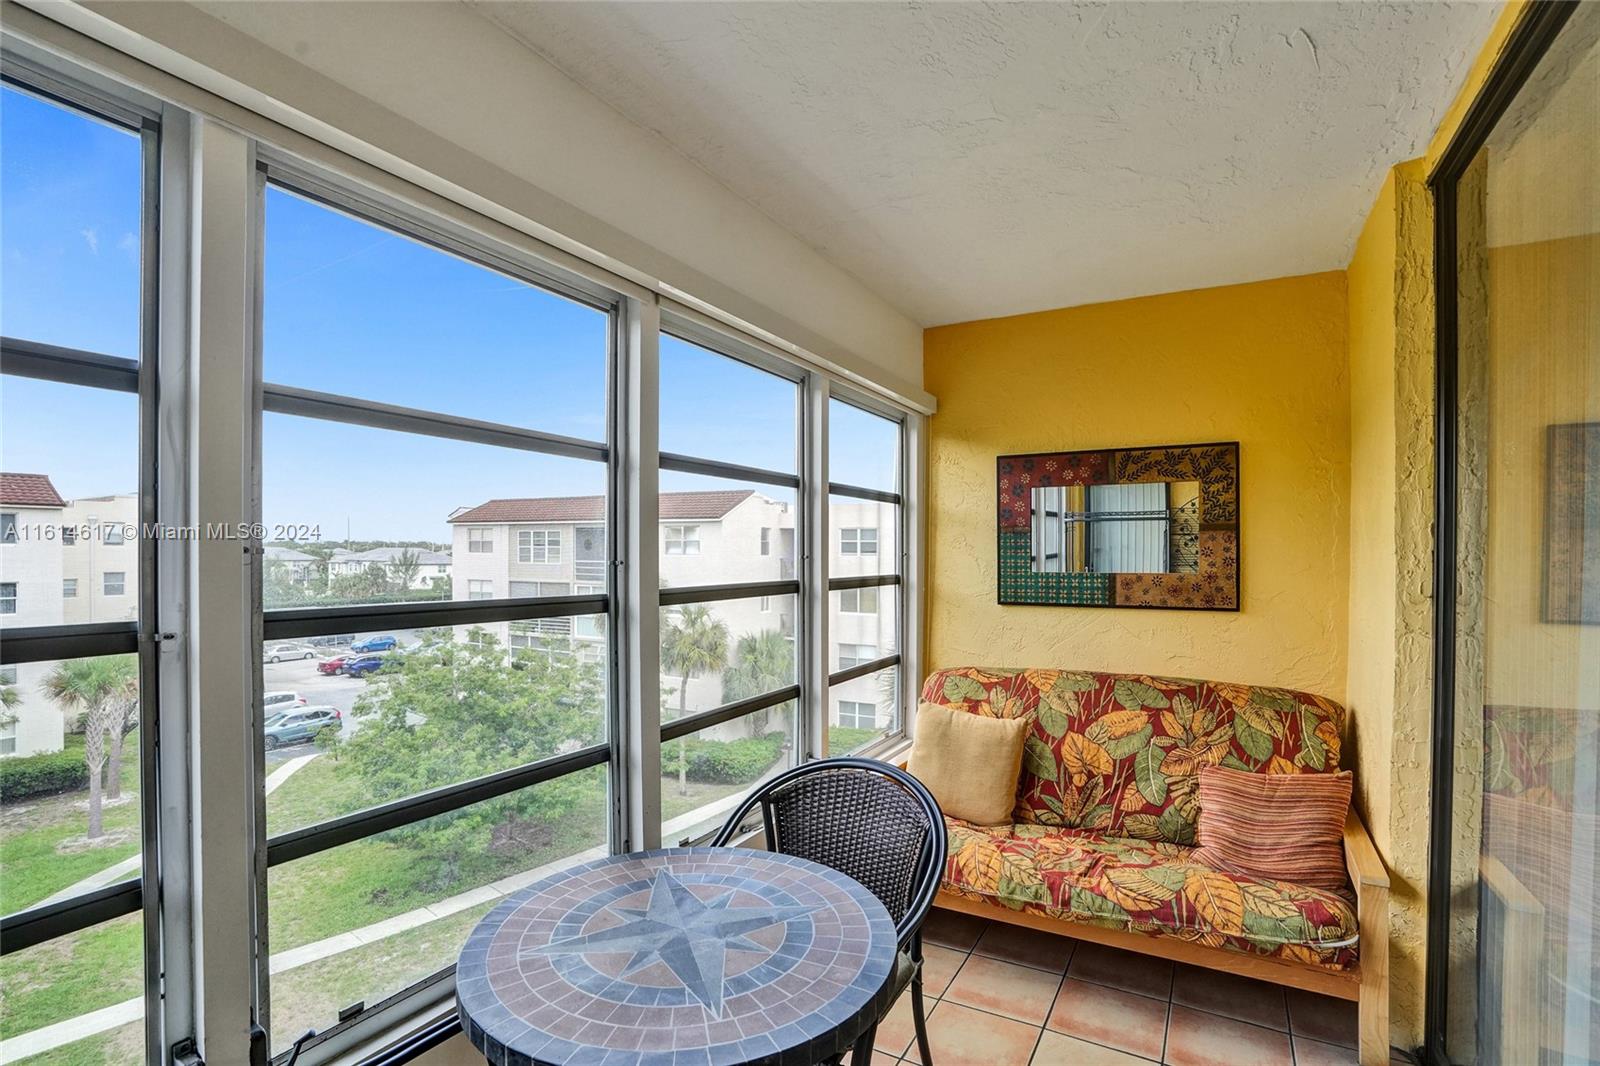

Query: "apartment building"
<box><xmin>326</xmin><ymin>546</ymin><xmax>453</xmax><ymax>590</ymax></box>
<box><xmin>0</xmin><ymin>477</ymin><xmax>138</xmax><ymax>755</ymax></box>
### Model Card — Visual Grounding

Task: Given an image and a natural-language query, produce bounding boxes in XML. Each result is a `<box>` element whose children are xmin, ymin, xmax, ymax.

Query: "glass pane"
<box><xmin>829</xmin><ymin>495</ymin><xmax>899</xmax><ymax>578</ymax></box>
<box><xmin>829</xmin><ymin>665</ymin><xmax>899</xmax><ymax>755</ymax></box>
<box><xmin>829</xmin><ymin>398</ymin><xmax>900</xmax><ymax>493</ymax></box>
<box><xmin>262</xmin><ymin>184</ymin><xmax>607</xmax><ymax>439</ymax></box>
<box><xmin>261</xmin><ymin>412</ymin><xmax>606</xmax><ymax>609</ymax></box>
<box><xmin>0</xmin><ymin>655</ymin><xmax>142</xmax><ymax>916</ymax></box>
<box><xmin>830</xmin><ymin>583</ymin><xmax>898</xmax><ymax>675</ymax></box>
<box><xmin>266</xmin><ymin>766</ymin><xmax>608</xmax><ymax>1052</ymax></box>
<box><xmin>0</xmin><ymin>86</ymin><xmax>143</xmax><ymax>359</ymax></box>
<box><xmin>0</xmin><ymin>378</ymin><xmax>139</xmax><ymax>631</ymax></box>
<box><xmin>661</xmin><ymin>702</ymin><xmax>798</xmax><ymax>848</ymax></box>
<box><xmin>660</xmin><ymin>334</ymin><xmax>796</xmax><ymax>472</ymax></box>
<box><xmin>264</xmin><ymin>622</ymin><xmax>607</xmax><ymax>835</ymax></box>
<box><xmin>659</xmin><ymin>471</ymin><xmax>796</xmax><ymax>585</ymax></box>
<box><xmin>1446</xmin><ymin>8</ymin><xmax>1600</xmax><ymax>1063</ymax></box>
<box><xmin>0</xmin><ymin>912</ymin><xmax>144</xmax><ymax>1060</ymax></box>
<box><xmin>659</xmin><ymin>595</ymin><xmax>796</xmax><ymax>725</ymax></box>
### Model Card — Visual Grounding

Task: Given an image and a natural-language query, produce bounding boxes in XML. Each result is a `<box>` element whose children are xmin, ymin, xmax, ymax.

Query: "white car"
<box><xmin>263</xmin><ymin>691</ymin><xmax>307</xmax><ymax>714</ymax></box>
<box><xmin>264</xmin><ymin>642</ymin><xmax>318</xmax><ymax>663</ymax></box>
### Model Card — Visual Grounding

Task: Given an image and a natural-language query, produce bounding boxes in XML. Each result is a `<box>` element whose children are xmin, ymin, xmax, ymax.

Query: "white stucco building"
<box><xmin>448</xmin><ymin>490</ymin><xmax>897</xmax><ymax>731</ymax></box>
<box><xmin>326</xmin><ymin>546</ymin><xmax>452</xmax><ymax>591</ymax></box>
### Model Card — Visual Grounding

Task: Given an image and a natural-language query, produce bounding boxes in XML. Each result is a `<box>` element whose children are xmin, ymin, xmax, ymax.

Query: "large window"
<box><xmin>657</xmin><ymin>332</ymin><xmax>803</xmax><ymax>846</ymax></box>
<box><xmin>255</xmin><ymin>176</ymin><xmax>616</xmax><ymax>1054</ymax></box>
<box><xmin>826</xmin><ymin>397</ymin><xmax>905</xmax><ymax>754</ymax></box>
<box><xmin>0</xmin><ymin>77</ymin><xmax>155</xmax><ymax>1063</ymax></box>
<box><xmin>0</xmin><ymin>45</ymin><xmax>920</xmax><ymax>1066</ymax></box>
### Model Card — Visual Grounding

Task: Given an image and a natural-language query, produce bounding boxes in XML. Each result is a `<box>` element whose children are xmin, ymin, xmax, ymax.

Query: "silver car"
<box><xmin>264</xmin><ymin>642</ymin><xmax>318</xmax><ymax>663</ymax></box>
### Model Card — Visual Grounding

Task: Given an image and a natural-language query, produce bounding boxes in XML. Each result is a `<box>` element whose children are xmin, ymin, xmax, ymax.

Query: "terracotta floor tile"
<box><xmin>1286</xmin><ymin>989</ymin><xmax>1358</xmax><ymax>1048</ymax></box>
<box><xmin>1291</xmin><ymin>1035</ymin><xmax>1358</xmax><ymax>1066</ymax></box>
<box><xmin>1067</xmin><ymin>941</ymin><xmax>1175</xmax><ymax>1000</ymax></box>
<box><xmin>1031</xmin><ymin>1029</ymin><xmax>1159</xmax><ymax>1064</ymax></box>
<box><xmin>944</xmin><ymin>953</ymin><xmax>1064</xmax><ymax>1025</ymax></box>
<box><xmin>1170</xmin><ymin>964</ymin><xmax>1288</xmax><ymax>1031</ymax></box>
<box><xmin>903</xmin><ymin>1000</ymin><xmax>1043</xmax><ymax>1066</ymax></box>
<box><xmin>869</xmin><ymin>988</ymin><xmax>928</xmax><ymax>1058</ymax></box>
<box><xmin>974</xmin><ymin>921</ymin><xmax>1076</xmax><ymax>973</ymax></box>
<box><xmin>1163</xmin><ymin>1004</ymin><xmax>1293</xmax><ymax>1066</ymax></box>
<box><xmin>1045</xmin><ymin>977</ymin><xmax>1169</xmax><ymax>1062</ymax></box>
<box><xmin>920</xmin><ymin>943</ymin><xmax>967</xmax><ymax>998</ymax></box>
<box><xmin>842</xmin><ymin>1051</ymin><xmax>902</xmax><ymax>1066</ymax></box>
<box><xmin>922</xmin><ymin>908</ymin><xmax>989</xmax><ymax>951</ymax></box>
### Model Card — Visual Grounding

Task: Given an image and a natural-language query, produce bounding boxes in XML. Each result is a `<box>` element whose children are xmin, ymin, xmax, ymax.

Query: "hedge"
<box><xmin>0</xmin><ymin>746</ymin><xmax>90</xmax><ymax>801</ymax></box>
<box><xmin>674</xmin><ymin>731</ymin><xmax>788</xmax><ymax>784</ymax></box>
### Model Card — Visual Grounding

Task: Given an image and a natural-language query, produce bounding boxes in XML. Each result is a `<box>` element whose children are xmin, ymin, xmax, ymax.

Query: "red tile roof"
<box><xmin>0</xmin><ymin>473</ymin><xmax>67</xmax><ymax>508</ymax></box>
<box><xmin>449</xmin><ymin>490</ymin><xmax>756</xmax><ymax>524</ymax></box>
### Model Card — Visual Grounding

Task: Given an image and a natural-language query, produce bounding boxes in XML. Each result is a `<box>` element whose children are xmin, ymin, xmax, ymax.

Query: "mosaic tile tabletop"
<box><xmin>456</xmin><ymin>847</ymin><xmax>898</xmax><ymax>1066</ymax></box>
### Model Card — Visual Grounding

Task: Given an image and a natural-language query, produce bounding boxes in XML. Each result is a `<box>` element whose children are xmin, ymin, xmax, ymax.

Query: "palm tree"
<box><xmin>722</xmin><ymin>630</ymin><xmax>794</xmax><ymax>735</ymax></box>
<box><xmin>391</xmin><ymin>548</ymin><xmax>422</xmax><ymax>590</ymax></box>
<box><xmin>659</xmin><ymin>605</ymin><xmax>729</xmax><ymax>796</ymax></box>
<box><xmin>44</xmin><ymin>656</ymin><xmax>137</xmax><ymax>839</ymax></box>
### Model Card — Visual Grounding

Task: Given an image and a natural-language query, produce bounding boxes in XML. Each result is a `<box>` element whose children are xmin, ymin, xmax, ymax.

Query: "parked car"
<box><xmin>343</xmin><ymin>654</ymin><xmax>388</xmax><ymax>677</ymax></box>
<box><xmin>263</xmin><ymin>642</ymin><xmax>318</xmax><ymax>663</ymax></box>
<box><xmin>263</xmin><ymin>706</ymin><xmax>342</xmax><ymax>749</ymax></box>
<box><xmin>317</xmin><ymin>654</ymin><xmax>354</xmax><ymax>675</ymax></box>
<box><xmin>263</xmin><ymin>691</ymin><xmax>307</xmax><ymax>713</ymax></box>
<box><xmin>351</xmin><ymin>635</ymin><xmax>398</xmax><ymax>653</ymax></box>
<box><xmin>307</xmin><ymin>634</ymin><xmax>356</xmax><ymax>649</ymax></box>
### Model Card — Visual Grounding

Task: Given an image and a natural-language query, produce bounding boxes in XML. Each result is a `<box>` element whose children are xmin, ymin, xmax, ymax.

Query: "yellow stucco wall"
<box><xmin>923</xmin><ymin>271</ymin><xmax>1351</xmax><ymax>699</ymax></box>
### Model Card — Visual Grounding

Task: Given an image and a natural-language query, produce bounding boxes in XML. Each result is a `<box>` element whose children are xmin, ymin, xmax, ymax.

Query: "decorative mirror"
<box><xmin>996</xmin><ymin>442</ymin><xmax>1240</xmax><ymax>610</ymax></box>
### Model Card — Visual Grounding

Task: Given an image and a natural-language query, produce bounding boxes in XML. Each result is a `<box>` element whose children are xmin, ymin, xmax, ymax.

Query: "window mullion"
<box><xmin>620</xmin><ymin>295</ymin><xmax>661</xmax><ymax>851</ymax></box>
<box><xmin>803</xmin><ymin>375</ymin><xmax>830</xmax><ymax>757</ymax></box>
<box><xmin>183</xmin><ymin>116</ymin><xmax>263</xmax><ymax>1066</ymax></box>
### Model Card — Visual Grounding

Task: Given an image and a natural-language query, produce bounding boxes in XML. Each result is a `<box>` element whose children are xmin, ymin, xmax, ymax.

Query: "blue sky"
<box><xmin>2</xmin><ymin>86</ymin><xmax>899</xmax><ymax>542</ymax></box>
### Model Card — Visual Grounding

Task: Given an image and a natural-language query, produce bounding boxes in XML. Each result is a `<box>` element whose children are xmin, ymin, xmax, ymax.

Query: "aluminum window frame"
<box><xmin>824</xmin><ymin>388</ymin><xmax>910</xmax><ymax>751</ymax></box>
<box><xmin>0</xmin><ymin>50</ymin><xmax>169</xmax><ymax>1065</ymax></box>
<box><xmin>249</xmin><ymin>156</ymin><xmax>627</xmax><ymax>1062</ymax></box>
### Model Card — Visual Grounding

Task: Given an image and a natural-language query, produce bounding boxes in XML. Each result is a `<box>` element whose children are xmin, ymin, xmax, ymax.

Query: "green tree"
<box><xmin>721</xmin><ymin>630</ymin><xmax>794</xmax><ymax>735</ymax></box>
<box><xmin>390</xmin><ymin>549</ymin><xmax>422</xmax><ymax>590</ymax></box>
<box><xmin>330</xmin><ymin>563</ymin><xmax>394</xmax><ymax>603</ymax></box>
<box><xmin>659</xmin><ymin>605</ymin><xmax>728</xmax><ymax>796</ymax></box>
<box><xmin>327</xmin><ymin>631</ymin><xmax>604</xmax><ymax>870</ymax></box>
<box><xmin>43</xmin><ymin>656</ymin><xmax>137</xmax><ymax>839</ymax></box>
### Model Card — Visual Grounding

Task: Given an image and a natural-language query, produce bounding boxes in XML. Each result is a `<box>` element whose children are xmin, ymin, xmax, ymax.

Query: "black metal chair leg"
<box><xmin>911</xmin><ymin>972</ymin><xmax>933</xmax><ymax>1065</ymax></box>
<box><xmin>851</xmin><ymin>1022</ymin><xmax>878</xmax><ymax>1064</ymax></box>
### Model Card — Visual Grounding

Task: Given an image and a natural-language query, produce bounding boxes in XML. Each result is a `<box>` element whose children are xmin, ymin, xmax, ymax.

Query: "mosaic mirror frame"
<box><xmin>996</xmin><ymin>442</ymin><xmax>1240</xmax><ymax>611</ymax></box>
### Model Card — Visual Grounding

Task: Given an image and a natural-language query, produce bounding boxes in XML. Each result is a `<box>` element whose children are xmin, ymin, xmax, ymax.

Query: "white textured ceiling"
<box><xmin>470</xmin><ymin>1</ymin><xmax>1500</xmax><ymax>326</ymax></box>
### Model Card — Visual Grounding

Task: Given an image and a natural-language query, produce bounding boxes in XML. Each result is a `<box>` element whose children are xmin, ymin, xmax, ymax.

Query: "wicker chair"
<box><xmin>711</xmin><ymin>757</ymin><xmax>947</xmax><ymax>1064</ymax></box>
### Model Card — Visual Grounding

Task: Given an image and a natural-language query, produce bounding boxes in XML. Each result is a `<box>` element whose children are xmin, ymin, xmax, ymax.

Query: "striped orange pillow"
<box><xmin>1190</xmin><ymin>766</ymin><xmax>1352</xmax><ymax>891</ymax></box>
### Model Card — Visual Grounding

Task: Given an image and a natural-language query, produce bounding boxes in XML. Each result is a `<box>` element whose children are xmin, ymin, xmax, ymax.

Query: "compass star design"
<box><xmin>526</xmin><ymin>869</ymin><xmax>817</xmax><ymax>1017</ymax></box>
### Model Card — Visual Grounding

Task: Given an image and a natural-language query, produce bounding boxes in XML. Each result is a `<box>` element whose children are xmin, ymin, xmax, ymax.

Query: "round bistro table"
<box><xmin>456</xmin><ymin>847</ymin><xmax>898</xmax><ymax>1066</ymax></box>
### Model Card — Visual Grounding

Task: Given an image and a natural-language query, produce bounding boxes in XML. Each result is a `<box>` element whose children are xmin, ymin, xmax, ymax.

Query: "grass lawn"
<box><xmin>0</xmin><ymin>742</ymin><xmax>791</xmax><ymax>1050</ymax></box>
<box><xmin>0</xmin><ymin>735</ymin><xmax>144</xmax><ymax>913</ymax></box>
<box><xmin>268</xmin><ymin>902</ymin><xmax>492</xmax><ymax>1051</ymax></box>
<box><xmin>0</xmin><ymin>911</ymin><xmax>143</xmax><ymax>1042</ymax></box>
<box><xmin>13</xmin><ymin>1021</ymin><xmax>143</xmax><ymax>1066</ymax></box>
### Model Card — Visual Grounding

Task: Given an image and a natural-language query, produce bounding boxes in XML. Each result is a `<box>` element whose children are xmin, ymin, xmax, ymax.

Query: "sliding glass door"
<box><xmin>1434</xmin><ymin>4</ymin><xmax>1599</xmax><ymax>1063</ymax></box>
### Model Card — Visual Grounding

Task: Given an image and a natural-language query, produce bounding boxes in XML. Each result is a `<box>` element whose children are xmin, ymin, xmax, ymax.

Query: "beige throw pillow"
<box><xmin>908</xmin><ymin>702</ymin><xmax>1029</xmax><ymax>826</ymax></box>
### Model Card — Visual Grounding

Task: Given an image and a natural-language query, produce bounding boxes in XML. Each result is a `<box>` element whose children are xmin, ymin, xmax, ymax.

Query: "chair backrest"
<box><xmin>711</xmin><ymin>758</ymin><xmax>946</xmax><ymax>944</ymax></box>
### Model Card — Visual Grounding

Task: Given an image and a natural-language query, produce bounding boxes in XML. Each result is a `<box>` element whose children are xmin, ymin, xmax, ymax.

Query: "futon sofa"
<box><xmin>919</xmin><ymin>667</ymin><xmax>1390</xmax><ymax>1066</ymax></box>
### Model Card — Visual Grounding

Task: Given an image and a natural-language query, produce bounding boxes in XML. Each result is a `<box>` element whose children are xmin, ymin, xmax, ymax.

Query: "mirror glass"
<box><xmin>1029</xmin><ymin>481</ymin><xmax>1200</xmax><ymax>574</ymax></box>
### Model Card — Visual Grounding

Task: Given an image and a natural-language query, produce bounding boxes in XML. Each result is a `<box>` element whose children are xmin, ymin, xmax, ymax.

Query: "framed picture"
<box><xmin>996</xmin><ymin>441</ymin><xmax>1240</xmax><ymax>611</ymax></box>
<box><xmin>1543</xmin><ymin>422</ymin><xmax>1599</xmax><ymax>624</ymax></box>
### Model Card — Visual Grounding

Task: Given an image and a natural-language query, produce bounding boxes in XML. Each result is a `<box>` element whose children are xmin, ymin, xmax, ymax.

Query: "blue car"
<box><xmin>343</xmin><ymin>654</ymin><xmax>388</xmax><ymax>677</ymax></box>
<box><xmin>351</xmin><ymin>635</ymin><xmax>397</xmax><ymax>653</ymax></box>
<box><xmin>262</xmin><ymin>706</ymin><xmax>342</xmax><ymax>750</ymax></box>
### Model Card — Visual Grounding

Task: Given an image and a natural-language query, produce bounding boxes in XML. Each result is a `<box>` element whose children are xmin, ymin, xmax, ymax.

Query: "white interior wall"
<box><xmin>25</xmin><ymin>0</ymin><xmax>927</xmax><ymax>406</ymax></box>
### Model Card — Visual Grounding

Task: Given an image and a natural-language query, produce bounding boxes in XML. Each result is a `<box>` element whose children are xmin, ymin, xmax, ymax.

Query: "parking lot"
<box><xmin>261</xmin><ymin>630</ymin><xmax>427</xmax><ymax>765</ymax></box>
